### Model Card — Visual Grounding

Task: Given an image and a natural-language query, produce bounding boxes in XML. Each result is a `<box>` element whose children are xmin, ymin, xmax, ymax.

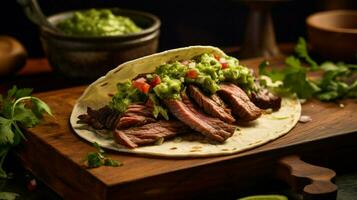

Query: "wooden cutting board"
<box><xmin>17</xmin><ymin>58</ymin><xmax>357</xmax><ymax>200</ymax></box>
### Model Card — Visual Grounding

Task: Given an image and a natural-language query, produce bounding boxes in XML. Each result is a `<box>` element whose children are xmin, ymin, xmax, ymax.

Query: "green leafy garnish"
<box><xmin>259</xmin><ymin>38</ymin><xmax>357</xmax><ymax>101</ymax></box>
<box><xmin>149</xmin><ymin>94</ymin><xmax>169</xmax><ymax>120</ymax></box>
<box><xmin>109</xmin><ymin>80</ymin><xmax>147</xmax><ymax>113</ymax></box>
<box><xmin>83</xmin><ymin>142</ymin><xmax>122</xmax><ymax>168</ymax></box>
<box><xmin>295</xmin><ymin>37</ymin><xmax>319</xmax><ymax>70</ymax></box>
<box><xmin>0</xmin><ymin>86</ymin><xmax>52</xmax><ymax>178</ymax></box>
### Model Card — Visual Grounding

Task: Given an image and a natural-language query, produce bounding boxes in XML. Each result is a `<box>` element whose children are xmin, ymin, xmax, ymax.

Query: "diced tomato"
<box><xmin>150</xmin><ymin>75</ymin><xmax>161</xmax><ymax>87</ymax></box>
<box><xmin>214</xmin><ymin>55</ymin><xmax>221</xmax><ymax>61</ymax></box>
<box><xmin>132</xmin><ymin>78</ymin><xmax>151</xmax><ymax>94</ymax></box>
<box><xmin>221</xmin><ymin>62</ymin><xmax>228</xmax><ymax>69</ymax></box>
<box><xmin>186</xmin><ymin>69</ymin><xmax>198</xmax><ymax>79</ymax></box>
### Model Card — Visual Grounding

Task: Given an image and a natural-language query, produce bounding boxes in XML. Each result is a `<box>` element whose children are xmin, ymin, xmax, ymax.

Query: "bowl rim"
<box><xmin>42</xmin><ymin>7</ymin><xmax>161</xmax><ymax>40</ymax></box>
<box><xmin>307</xmin><ymin>10</ymin><xmax>357</xmax><ymax>34</ymax></box>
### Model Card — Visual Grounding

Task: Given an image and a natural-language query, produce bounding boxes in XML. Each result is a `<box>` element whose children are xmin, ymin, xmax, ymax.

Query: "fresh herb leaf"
<box><xmin>295</xmin><ymin>37</ymin><xmax>319</xmax><ymax>70</ymax></box>
<box><xmin>83</xmin><ymin>142</ymin><xmax>122</xmax><ymax>168</ymax></box>
<box><xmin>13</xmin><ymin>104</ymin><xmax>39</xmax><ymax>128</ymax></box>
<box><xmin>149</xmin><ymin>94</ymin><xmax>169</xmax><ymax>120</ymax></box>
<box><xmin>259</xmin><ymin>37</ymin><xmax>356</xmax><ymax>101</ymax></box>
<box><xmin>109</xmin><ymin>80</ymin><xmax>147</xmax><ymax>113</ymax></box>
<box><xmin>31</xmin><ymin>97</ymin><xmax>53</xmax><ymax>118</ymax></box>
<box><xmin>0</xmin><ymin>86</ymin><xmax>52</xmax><ymax>178</ymax></box>
<box><xmin>0</xmin><ymin>118</ymin><xmax>13</xmax><ymax>145</ymax></box>
<box><xmin>104</xmin><ymin>158</ymin><xmax>121</xmax><ymax>167</ymax></box>
<box><xmin>85</xmin><ymin>152</ymin><xmax>103</xmax><ymax>168</ymax></box>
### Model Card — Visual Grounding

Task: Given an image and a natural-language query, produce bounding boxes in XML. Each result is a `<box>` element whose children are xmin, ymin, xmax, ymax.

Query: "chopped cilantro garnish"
<box><xmin>259</xmin><ymin>37</ymin><xmax>357</xmax><ymax>101</ymax></box>
<box><xmin>83</xmin><ymin>142</ymin><xmax>122</xmax><ymax>168</ymax></box>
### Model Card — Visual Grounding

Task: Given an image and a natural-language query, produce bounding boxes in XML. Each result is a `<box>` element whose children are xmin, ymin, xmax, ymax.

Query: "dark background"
<box><xmin>0</xmin><ymin>0</ymin><xmax>356</xmax><ymax>57</ymax></box>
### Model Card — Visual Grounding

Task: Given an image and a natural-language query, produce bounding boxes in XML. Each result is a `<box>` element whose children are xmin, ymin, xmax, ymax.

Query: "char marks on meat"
<box><xmin>251</xmin><ymin>89</ymin><xmax>281</xmax><ymax>110</ymax></box>
<box><xmin>114</xmin><ymin>120</ymin><xmax>192</xmax><ymax>148</ymax></box>
<box><xmin>78</xmin><ymin>106</ymin><xmax>120</xmax><ymax>130</ymax></box>
<box><xmin>164</xmin><ymin>92</ymin><xmax>236</xmax><ymax>142</ymax></box>
<box><xmin>217</xmin><ymin>83</ymin><xmax>262</xmax><ymax>121</ymax></box>
<box><xmin>116</xmin><ymin>104</ymin><xmax>156</xmax><ymax>129</ymax></box>
<box><xmin>188</xmin><ymin>85</ymin><xmax>235</xmax><ymax>124</ymax></box>
<box><xmin>78</xmin><ymin>104</ymin><xmax>155</xmax><ymax>130</ymax></box>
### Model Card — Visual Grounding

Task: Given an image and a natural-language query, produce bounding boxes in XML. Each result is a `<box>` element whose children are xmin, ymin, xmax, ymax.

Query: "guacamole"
<box><xmin>109</xmin><ymin>53</ymin><xmax>257</xmax><ymax>117</ymax></box>
<box><xmin>57</xmin><ymin>9</ymin><xmax>142</xmax><ymax>36</ymax></box>
<box><xmin>153</xmin><ymin>53</ymin><xmax>256</xmax><ymax>96</ymax></box>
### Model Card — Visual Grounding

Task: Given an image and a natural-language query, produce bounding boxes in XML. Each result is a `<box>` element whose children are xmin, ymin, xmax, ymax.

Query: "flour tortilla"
<box><xmin>70</xmin><ymin>46</ymin><xmax>301</xmax><ymax>157</ymax></box>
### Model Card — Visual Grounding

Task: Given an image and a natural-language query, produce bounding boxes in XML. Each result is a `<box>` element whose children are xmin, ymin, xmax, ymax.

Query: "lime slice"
<box><xmin>239</xmin><ymin>194</ymin><xmax>288</xmax><ymax>200</ymax></box>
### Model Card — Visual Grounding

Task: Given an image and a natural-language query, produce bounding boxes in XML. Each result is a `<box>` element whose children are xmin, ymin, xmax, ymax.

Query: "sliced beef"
<box><xmin>187</xmin><ymin>85</ymin><xmax>235</xmax><ymax>123</ymax></box>
<box><xmin>116</xmin><ymin>104</ymin><xmax>156</xmax><ymax>129</ymax></box>
<box><xmin>217</xmin><ymin>83</ymin><xmax>262</xmax><ymax>121</ymax></box>
<box><xmin>78</xmin><ymin>106</ymin><xmax>120</xmax><ymax>130</ymax></box>
<box><xmin>78</xmin><ymin>104</ymin><xmax>155</xmax><ymax>130</ymax></box>
<box><xmin>164</xmin><ymin>92</ymin><xmax>236</xmax><ymax>142</ymax></box>
<box><xmin>251</xmin><ymin>89</ymin><xmax>281</xmax><ymax>110</ymax></box>
<box><xmin>114</xmin><ymin>120</ymin><xmax>192</xmax><ymax>148</ymax></box>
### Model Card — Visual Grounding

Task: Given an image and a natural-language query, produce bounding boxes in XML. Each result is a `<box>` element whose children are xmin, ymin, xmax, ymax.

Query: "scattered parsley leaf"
<box><xmin>104</xmin><ymin>158</ymin><xmax>120</xmax><ymax>167</ymax></box>
<box><xmin>83</xmin><ymin>142</ymin><xmax>122</xmax><ymax>168</ymax></box>
<box><xmin>259</xmin><ymin>37</ymin><xmax>356</xmax><ymax>101</ymax></box>
<box><xmin>295</xmin><ymin>37</ymin><xmax>319</xmax><ymax>70</ymax></box>
<box><xmin>0</xmin><ymin>86</ymin><xmax>52</xmax><ymax>178</ymax></box>
<box><xmin>0</xmin><ymin>118</ymin><xmax>13</xmax><ymax>145</ymax></box>
<box><xmin>31</xmin><ymin>97</ymin><xmax>53</xmax><ymax>118</ymax></box>
<box><xmin>13</xmin><ymin>104</ymin><xmax>39</xmax><ymax>128</ymax></box>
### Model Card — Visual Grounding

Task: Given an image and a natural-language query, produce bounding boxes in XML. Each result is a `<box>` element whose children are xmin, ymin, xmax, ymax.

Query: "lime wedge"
<box><xmin>239</xmin><ymin>194</ymin><xmax>288</xmax><ymax>200</ymax></box>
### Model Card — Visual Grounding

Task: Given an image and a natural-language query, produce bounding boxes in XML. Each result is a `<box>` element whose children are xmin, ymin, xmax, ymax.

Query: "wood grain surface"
<box><xmin>278</xmin><ymin>155</ymin><xmax>337</xmax><ymax>200</ymax></box>
<box><xmin>17</xmin><ymin>58</ymin><xmax>357</xmax><ymax>200</ymax></box>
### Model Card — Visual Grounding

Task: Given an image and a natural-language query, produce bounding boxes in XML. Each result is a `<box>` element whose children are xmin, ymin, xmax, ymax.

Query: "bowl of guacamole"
<box><xmin>39</xmin><ymin>8</ymin><xmax>160</xmax><ymax>80</ymax></box>
<box><xmin>56</xmin><ymin>9</ymin><xmax>143</xmax><ymax>37</ymax></box>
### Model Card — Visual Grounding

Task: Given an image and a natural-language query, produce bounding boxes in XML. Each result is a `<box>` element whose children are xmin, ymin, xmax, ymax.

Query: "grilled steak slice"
<box><xmin>217</xmin><ymin>83</ymin><xmax>262</xmax><ymax>121</ymax></box>
<box><xmin>78</xmin><ymin>106</ymin><xmax>120</xmax><ymax>130</ymax></box>
<box><xmin>78</xmin><ymin>104</ymin><xmax>155</xmax><ymax>130</ymax></box>
<box><xmin>251</xmin><ymin>89</ymin><xmax>281</xmax><ymax>110</ymax></box>
<box><xmin>164</xmin><ymin>92</ymin><xmax>236</xmax><ymax>142</ymax></box>
<box><xmin>181</xmin><ymin>93</ymin><xmax>236</xmax><ymax>134</ymax></box>
<box><xmin>116</xmin><ymin>104</ymin><xmax>156</xmax><ymax>129</ymax></box>
<box><xmin>188</xmin><ymin>85</ymin><xmax>235</xmax><ymax>123</ymax></box>
<box><xmin>114</xmin><ymin>120</ymin><xmax>192</xmax><ymax>148</ymax></box>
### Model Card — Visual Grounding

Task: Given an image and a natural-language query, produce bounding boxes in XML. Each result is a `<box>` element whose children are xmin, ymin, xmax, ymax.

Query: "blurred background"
<box><xmin>1</xmin><ymin>0</ymin><xmax>356</xmax><ymax>58</ymax></box>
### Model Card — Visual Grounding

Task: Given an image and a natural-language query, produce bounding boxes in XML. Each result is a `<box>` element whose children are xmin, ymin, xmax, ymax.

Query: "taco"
<box><xmin>70</xmin><ymin>46</ymin><xmax>301</xmax><ymax>157</ymax></box>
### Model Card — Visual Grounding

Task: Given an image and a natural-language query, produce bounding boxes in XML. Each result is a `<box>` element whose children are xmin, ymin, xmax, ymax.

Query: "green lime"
<box><xmin>238</xmin><ymin>194</ymin><xmax>288</xmax><ymax>200</ymax></box>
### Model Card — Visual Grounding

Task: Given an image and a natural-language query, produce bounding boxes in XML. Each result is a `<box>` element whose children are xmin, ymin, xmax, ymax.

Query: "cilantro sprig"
<box><xmin>0</xmin><ymin>86</ymin><xmax>52</xmax><ymax>178</ymax></box>
<box><xmin>259</xmin><ymin>37</ymin><xmax>357</xmax><ymax>101</ymax></box>
<box><xmin>83</xmin><ymin>142</ymin><xmax>122</xmax><ymax>168</ymax></box>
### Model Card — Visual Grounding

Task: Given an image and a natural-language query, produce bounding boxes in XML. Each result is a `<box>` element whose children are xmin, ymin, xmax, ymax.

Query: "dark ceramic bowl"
<box><xmin>40</xmin><ymin>8</ymin><xmax>160</xmax><ymax>80</ymax></box>
<box><xmin>307</xmin><ymin>10</ymin><xmax>357</xmax><ymax>62</ymax></box>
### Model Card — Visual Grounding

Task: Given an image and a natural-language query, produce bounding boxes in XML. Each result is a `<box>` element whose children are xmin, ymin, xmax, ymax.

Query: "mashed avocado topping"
<box><xmin>109</xmin><ymin>53</ymin><xmax>257</xmax><ymax>118</ymax></box>
<box><xmin>57</xmin><ymin>9</ymin><xmax>142</xmax><ymax>36</ymax></box>
<box><xmin>151</xmin><ymin>53</ymin><xmax>256</xmax><ymax>96</ymax></box>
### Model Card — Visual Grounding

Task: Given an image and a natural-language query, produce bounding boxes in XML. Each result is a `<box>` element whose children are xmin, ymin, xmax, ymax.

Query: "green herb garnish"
<box><xmin>109</xmin><ymin>80</ymin><xmax>147</xmax><ymax>113</ymax></box>
<box><xmin>83</xmin><ymin>142</ymin><xmax>122</xmax><ymax>168</ymax></box>
<box><xmin>259</xmin><ymin>37</ymin><xmax>357</xmax><ymax>101</ymax></box>
<box><xmin>0</xmin><ymin>86</ymin><xmax>52</xmax><ymax>178</ymax></box>
<box><xmin>149</xmin><ymin>94</ymin><xmax>169</xmax><ymax>120</ymax></box>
